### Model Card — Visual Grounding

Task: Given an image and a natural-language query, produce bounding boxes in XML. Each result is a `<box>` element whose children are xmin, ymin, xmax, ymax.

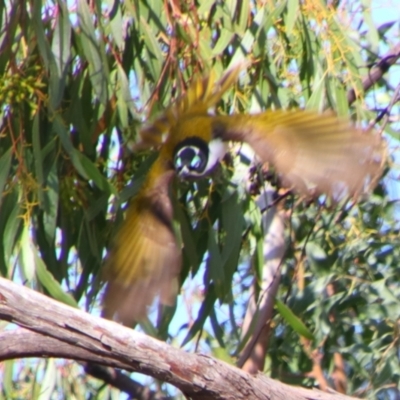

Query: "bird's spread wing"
<box><xmin>138</xmin><ymin>65</ymin><xmax>243</xmax><ymax>149</ymax></box>
<box><xmin>102</xmin><ymin>166</ymin><xmax>180</xmax><ymax>324</ymax></box>
<box><xmin>218</xmin><ymin>110</ymin><xmax>385</xmax><ymax>199</ymax></box>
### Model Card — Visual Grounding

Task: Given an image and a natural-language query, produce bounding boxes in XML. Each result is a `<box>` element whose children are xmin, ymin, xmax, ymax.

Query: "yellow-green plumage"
<box><xmin>102</xmin><ymin>66</ymin><xmax>385</xmax><ymax>324</ymax></box>
<box><xmin>215</xmin><ymin>110</ymin><xmax>384</xmax><ymax>198</ymax></box>
<box><xmin>102</xmin><ymin>167</ymin><xmax>178</xmax><ymax>321</ymax></box>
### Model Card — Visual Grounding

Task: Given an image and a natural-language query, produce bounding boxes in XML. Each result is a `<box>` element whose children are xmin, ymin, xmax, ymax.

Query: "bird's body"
<box><xmin>102</xmin><ymin>66</ymin><xmax>385</xmax><ymax>324</ymax></box>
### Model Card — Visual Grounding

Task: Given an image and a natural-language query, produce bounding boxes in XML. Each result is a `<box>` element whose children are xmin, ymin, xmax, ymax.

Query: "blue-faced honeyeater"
<box><xmin>102</xmin><ymin>66</ymin><xmax>385</xmax><ymax>324</ymax></box>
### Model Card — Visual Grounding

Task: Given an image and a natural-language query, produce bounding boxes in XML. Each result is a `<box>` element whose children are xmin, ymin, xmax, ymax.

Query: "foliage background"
<box><xmin>0</xmin><ymin>0</ymin><xmax>399</xmax><ymax>398</ymax></box>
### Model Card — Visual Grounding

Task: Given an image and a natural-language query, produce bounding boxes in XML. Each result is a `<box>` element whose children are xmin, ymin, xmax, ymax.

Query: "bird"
<box><xmin>102</xmin><ymin>65</ymin><xmax>385</xmax><ymax>325</ymax></box>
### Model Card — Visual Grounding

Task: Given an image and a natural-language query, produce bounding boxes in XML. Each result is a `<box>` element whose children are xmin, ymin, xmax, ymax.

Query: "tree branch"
<box><xmin>347</xmin><ymin>43</ymin><xmax>400</xmax><ymax>105</ymax></box>
<box><xmin>238</xmin><ymin>190</ymin><xmax>286</xmax><ymax>373</ymax></box>
<box><xmin>0</xmin><ymin>329</ymin><xmax>168</xmax><ymax>399</ymax></box>
<box><xmin>0</xmin><ymin>277</ymin><xmax>359</xmax><ymax>400</ymax></box>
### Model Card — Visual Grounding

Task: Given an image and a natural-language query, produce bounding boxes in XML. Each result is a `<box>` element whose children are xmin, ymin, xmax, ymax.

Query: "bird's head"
<box><xmin>171</xmin><ymin>117</ymin><xmax>228</xmax><ymax>178</ymax></box>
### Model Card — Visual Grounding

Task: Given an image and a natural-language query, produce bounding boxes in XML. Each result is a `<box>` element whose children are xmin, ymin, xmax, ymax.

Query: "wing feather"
<box><xmin>102</xmin><ymin>163</ymin><xmax>180</xmax><ymax>324</ymax></box>
<box><xmin>218</xmin><ymin>110</ymin><xmax>385</xmax><ymax>198</ymax></box>
<box><xmin>138</xmin><ymin>65</ymin><xmax>244</xmax><ymax>149</ymax></box>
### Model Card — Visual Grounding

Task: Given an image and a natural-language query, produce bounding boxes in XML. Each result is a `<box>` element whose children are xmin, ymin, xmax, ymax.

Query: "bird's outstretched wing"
<box><xmin>102</xmin><ymin>163</ymin><xmax>180</xmax><ymax>324</ymax></box>
<box><xmin>217</xmin><ymin>110</ymin><xmax>385</xmax><ymax>199</ymax></box>
<box><xmin>138</xmin><ymin>65</ymin><xmax>243</xmax><ymax>148</ymax></box>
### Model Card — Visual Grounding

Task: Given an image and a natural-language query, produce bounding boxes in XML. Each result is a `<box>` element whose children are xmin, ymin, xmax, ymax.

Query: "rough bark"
<box><xmin>0</xmin><ymin>277</ymin><xmax>359</xmax><ymax>400</ymax></box>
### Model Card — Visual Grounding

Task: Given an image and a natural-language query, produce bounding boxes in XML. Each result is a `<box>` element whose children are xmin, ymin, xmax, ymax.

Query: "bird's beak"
<box><xmin>176</xmin><ymin>165</ymin><xmax>190</xmax><ymax>177</ymax></box>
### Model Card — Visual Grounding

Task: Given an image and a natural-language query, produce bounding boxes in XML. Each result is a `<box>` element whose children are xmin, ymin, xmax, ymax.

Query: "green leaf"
<box><xmin>78</xmin><ymin>152</ymin><xmax>116</xmax><ymax>194</ymax></box>
<box><xmin>175</xmin><ymin>204</ymin><xmax>199</xmax><ymax>271</ymax></box>
<box><xmin>140</xmin><ymin>16</ymin><xmax>163</xmax><ymax>79</ymax></box>
<box><xmin>231</xmin><ymin>6</ymin><xmax>265</xmax><ymax>64</ymax></box>
<box><xmin>207</xmin><ymin>226</ymin><xmax>225</xmax><ymax>300</ymax></box>
<box><xmin>50</xmin><ymin>1</ymin><xmax>71</xmax><ymax>108</ymax></box>
<box><xmin>38</xmin><ymin>359</ymin><xmax>57</xmax><ymax>400</ymax></box>
<box><xmin>198</xmin><ymin>0</ymin><xmax>216</xmax><ymax>15</ymax></box>
<box><xmin>2</xmin><ymin>360</ymin><xmax>14</xmax><ymax>398</ymax></box>
<box><xmin>0</xmin><ymin>4</ymin><xmax>19</xmax><ymax>70</ymax></box>
<box><xmin>32</xmin><ymin>113</ymin><xmax>44</xmax><ymax>206</ymax></box>
<box><xmin>210</xmin><ymin>307</ymin><xmax>225</xmax><ymax>348</ymax></box>
<box><xmin>325</xmin><ymin>9</ymin><xmax>364</xmax><ymax>99</ymax></box>
<box><xmin>35</xmin><ymin>250</ymin><xmax>78</xmax><ymax>308</ymax></box>
<box><xmin>221</xmin><ymin>191</ymin><xmax>243</xmax><ymax>284</ymax></box>
<box><xmin>212</xmin><ymin>28</ymin><xmax>235</xmax><ymax>56</ymax></box>
<box><xmin>236</xmin><ymin>0</ymin><xmax>249</xmax><ymax>34</ymax></box>
<box><xmin>285</xmin><ymin>0</ymin><xmax>299</xmax><ymax>36</ymax></box>
<box><xmin>371</xmin><ymin>279</ymin><xmax>400</xmax><ymax>305</ymax></box>
<box><xmin>116</xmin><ymin>63</ymin><xmax>136</xmax><ymax>119</ymax></box>
<box><xmin>361</xmin><ymin>1</ymin><xmax>380</xmax><ymax>52</ymax></box>
<box><xmin>18</xmin><ymin>225</ymin><xmax>36</xmax><ymax>282</ymax></box>
<box><xmin>52</xmin><ymin>115</ymin><xmax>88</xmax><ymax>179</ymax></box>
<box><xmin>42</xmin><ymin>163</ymin><xmax>59</xmax><ymax>244</ymax></box>
<box><xmin>306</xmin><ymin>242</ymin><xmax>327</xmax><ymax>261</ymax></box>
<box><xmin>107</xmin><ymin>0</ymin><xmax>124</xmax><ymax>51</ymax></box>
<box><xmin>306</xmin><ymin>68</ymin><xmax>325</xmax><ymax>111</ymax></box>
<box><xmin>275</xmin><ymin>298</ymin><xmax>314</xmax><ymax>340</ymax></box>
<box><xmin>3</xmin><ymin>201</ymin><xmax>22</xmax><ymax>269</ymax></box>
<box><xmin>32</xmin><ymin>0</ymin><xmax>51</xmax><ymax>69</ymax></box>
<box><xmin>0</xmin><ymin>147</ymin><xmax>12</xmax><ymax>201</ymax></box>
<box><xmin>333</xmin><ymin>77</ymin><xmax>349</xmax><ymax>117</ymax></box>
<box><xmin>181</xmin><ymin>285</ymin><xmax>216</xmax><ymax>346</ymax></box>
<box><xmin>77</xmin><ymin>0</ymin><xmax>109</xmax><ymax>105</ymax></box>
<box><xmin>85</xmin><ymin>192</ymin><xmax>109</xmax><ymax>221</ymax></box>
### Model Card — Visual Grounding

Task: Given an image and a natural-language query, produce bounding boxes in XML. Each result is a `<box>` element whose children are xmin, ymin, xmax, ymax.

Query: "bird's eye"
<box><xmin>173</xmin><ymin>137</ymin><xmax>210</xmax><ymax>177</ymax></box>
<box><xmin>174</xmin><ymin>146</ymin><xmax>207</xmax><ymax>175</ymax></box>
